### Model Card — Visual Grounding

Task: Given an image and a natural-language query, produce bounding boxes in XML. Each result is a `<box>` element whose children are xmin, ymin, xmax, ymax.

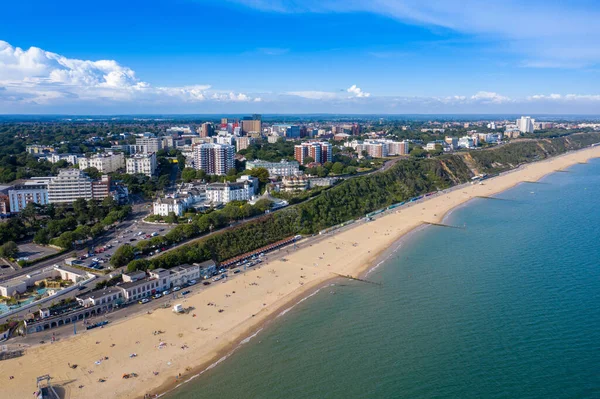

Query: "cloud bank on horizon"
<box><xmin>1</xmin><ymin>37</ymin><xmax>600</xmax><ymax>114</ymax></box>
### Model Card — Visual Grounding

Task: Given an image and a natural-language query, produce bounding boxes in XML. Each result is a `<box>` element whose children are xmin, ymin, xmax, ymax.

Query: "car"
<box><xmin>212</xmin><ymin>276</ymin><xmax>222</xmax><ymax>282</ymax></box>
<box><xmin>152</xmin><ymin>293</ymin><xmax>162</xmax><ymax>299</ymax></box>
<box><xmin>181</xmin><ymin>290</ymin><xmax>191</xmax><ymax>295</ymax></box>
<box><xmin>233</xmin><ymin>269</ymin><xmax>241</xmax><ymax>274</ymax></box>
<box><xmin>139</xmin><ymin>298</ymin><xmax>150</xmax><ymax>304</ymax></box>
<box><xmin>137</xmin><ymin>231</ymin><xmax>144</xmax><ymax>236</ymax></box>
<box><xmin>188</xmin><ymin>280</ymin><xmax>197</xmax><ymax>285</ymax></box>
<box><xmin>173</xmin><ymin>286</ymin><xmax>181</xmax><ymax>291</ymax></box>
<box><xmin>202</xmin><ymin>281</ymin><xmax>211</xmax><ymax>286</ymax></box>
<box><xmin>130</xmin><ymin>238</ymin><xmax>136</xmax><ymax>242</ymax></box>
<box><xmin>159</xmin><ymin>228</ymin><xmax>165</xmax><ymax>232</ymax></box>
<box><xmin>162</xmin><ymin>290</ymin><xmax>170</xmax><ymax>295</ymax></box>
<box><xmin>151</xmin><ymin>232</ymin><xmax>159</xmax><ymax>237</ymax></box>
<box><xmin>145</xmin><ymin>234</ymin><xmax>152</xmax><ymax>239</ymax></box>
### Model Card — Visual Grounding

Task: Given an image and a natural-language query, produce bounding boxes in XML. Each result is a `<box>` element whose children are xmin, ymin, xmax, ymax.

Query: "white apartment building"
<box><xmin>149</xmin><ymin>268</ymin><xmax>171</xmax><ymax>291</ymax></box>
<box><xmin>78</xmin><ymin>152</ymin><xmax>125</xmax><ymax>173</ymax></box>
<box><xmin>206</xmin><ymin>176</ymin><xmax>258</xmax><ymax>204</ymax></box>
<box><xmin>126</xmin><ymin>152</ymin><xmax>157</xmax><ymax>176</ymax></box>
<box><xmin>517</xmin><ymin>116</ymin><xmax>535</xmax><ymax>134</ymax></box>
<box><xmin>345</xmin><ymin>139</ymin><xmax>408</xmax><ymax>158</ymax></box>
<box><xmin>153</xmin><ymin>197</ymin><xmax>186</xmax><ymax>217</ymax></box>
<box><xmin>215</xmin><ymin>134</ymin><xmax>236</xmax><ymax>146</ymax></box>
<box><xmin>458</xmin><ymin>136</ymin><xmax>476</xmax><ymax>149</ymax></box>
<box><xmin>8</xmin><ymin>179</ymin><xmax>50</xmax><ymax>213</ymax></box>
<box><xmin>47</xmin><ymin>169</ymin><xmax>93</xmax><ymax>204</ymax></box>
<box><xmin>193</xmin><ymin>143</ymin><xmax>235</xmax><ymax>176</ymax></box>
<box><xmin>246</xmin><ymin>159</ymin><xmax>300</xmax><ymax>177</ymax></box>
<box><xmin>120</xmin><ymin>278</ymin><xmax>162</xmax><ymax>302</ymax></box>
<box><xmin>135</xmin><ymin>137</ymin><xmax>163</xmax><ymax>153</ymax></box>
<box><xmin>46</xmin><ymin>153</ymin><xmax>82</xmax><ymax>165</ymax></box>
<box><xmin>169</xmin><ymin>264</ymin><xmax>200</xmax><ymax>287</ymax></box>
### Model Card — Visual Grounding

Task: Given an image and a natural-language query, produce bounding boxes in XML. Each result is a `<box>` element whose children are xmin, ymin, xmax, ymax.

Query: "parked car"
<box><xmin>181</xmin><ymin>290</ymin><xmax>191</xmax><ymax>296</ymax></box>
<box><xmin>173</xmin><ymin>286</ymin><xmax>181</xmax><ymax>291</ymax></box>
<box><xmin>139</xmin><ymin>298</ymin><xmax>150</xmax><ymax>304</ymax></box>
<box><xmin>162</xmin><ymin>290</ymin><xmax>170</xmax><ymax>296</ymax></box>
<box><xmin>188</xmin><ymin>280</ymin><xmax>197</xmax><ymax>285</ymax></box>
<box><xmin>202</xmin><ymin>281</ymin><xmax>211</xmax><ymax>286</ymax></box>
<box><xmin>233</xmin><ymin>269</ymin><xmax>241</xmax><ymax>274</ymax></box>
<box><xmin>152</xmin><ymin>293</ymin><xmax>162</xmax><ymax>299</ymax></box>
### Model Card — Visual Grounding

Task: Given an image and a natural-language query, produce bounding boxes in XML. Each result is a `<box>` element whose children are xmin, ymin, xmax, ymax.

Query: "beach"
<box><xmin>2</xmin><ymin>146</ymin><xmax>600</xmax><ymax>399</ymax></box>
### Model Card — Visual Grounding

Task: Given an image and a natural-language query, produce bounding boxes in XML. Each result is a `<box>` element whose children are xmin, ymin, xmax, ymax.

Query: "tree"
<box><xmin>182</xmin><ymin>167</ymin><xmax>197</xmax><ymax>182</ymax></box>
<box><xmin>248</xmin><ymin>167</ymin><xmax>270</xmax><ymax>184</ymax></box>
<box><xmin>111</xmin><ymin>244</ymin><xmax>135</xmax><ymax>267</ymax></box>
<box><xmin>227</xmin><ymin>167</ymin><xmax>238</xmax><ymax>177</ymax></box>
<box><xmin>165</xmin><ymin>212</ymin><xmax>179</xmax><ymax>224</ymax></box>
<box><xmin>303</xmin><ymin>156</ymin><xmax>315</xmax><ymax>165</ymax></box>
<box><xmin>0</xmin><ymin>241</ymin><xmax>19</xmax><ymax>259</ymax></box>
<box><xmin>331</xmin><ymin>162</ymin><xmax>344</xmax><ymax>175</ymax></box>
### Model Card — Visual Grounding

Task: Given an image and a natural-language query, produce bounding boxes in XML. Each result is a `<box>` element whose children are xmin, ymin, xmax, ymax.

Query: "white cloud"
<box><xmin>470</xmin><ymin>91</ymin><xmax>511</xmax><ymax>104</ymax></box>
<box><xmin>347</xmin><ymin>85</ymin><xmax>370</xmax><ymax>98</ymax></box>
<box><xmin>286</xmin><ymin>91</ymin><xmax>338</xmax><ymax>100</ymax></box>
<box><xmin>0</xmin><ymin>40</ymin><xmax>257</xmax><ymax>106</ymax></box>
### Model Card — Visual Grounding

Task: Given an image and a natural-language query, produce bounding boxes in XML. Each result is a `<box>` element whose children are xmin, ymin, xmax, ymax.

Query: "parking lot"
<box><xmin>74</xmin><ymin>219</ymin><xmax>175</xmax><ymax>271</ymax></box>
<box><xmin>16</xmin><ymin>242</ymin><xmax>59</xmax><ymax>262</ymax></box>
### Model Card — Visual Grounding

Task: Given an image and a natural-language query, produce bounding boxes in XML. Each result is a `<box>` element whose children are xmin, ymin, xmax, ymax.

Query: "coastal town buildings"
<box><xmin>344</xmin><ymin>139</ymin><xmax>409</xmax><ymax>158</ymax></box>
<box><xmin>126</xmin><ymin>152</ymin><xmax>157</xmax><ymax>176</ymax></box>
<box><xmin>47</xmin><ymin>169</ymin><xmax>94</xmax><ymax>204</ymax></box>
<box><xmin>205</xmin><ymin>176</ymin><xmax>258</xmax><ymax>204</ymax></box>
<box><xmin>45</xmin><ymin>153</ymin><xmax>82</xmax><ymax>165</ymax></box>
<box><xmin>135</xmin><ymin>136</ymin><xmax>163</xmax><ymax>153</ymax></box>
<box><xmin>153</xmin><ymin>197</ymin><xmax>186</xmax><ymax>217</ymax></box>
<box><xmin>26</xmin><ymin>145</ymin><xmax>55</xmax><ymax>155</ymax></box>
<box><xmin>199</xmin><ymin>122</ymin><xmax>214</xmax><ymax>138</ymax></box>
<box><xmin>193</xmin><ymin>143</ymin><xmax>235</xmax><ymax>175</ymax></box>
<box><xmin>245</xmin><ymin>159</ymin><xmax>300</xmax><ymax>177</ymax></box>
<box><xmin>272</xmin><ymin>124</ymin><xmax>301</xmax><ymax>138</ymax></box>
<box><xmin>78</xmin><ymin>152</ymin><xmax>125</xmax><ymax>173</ymax></box>
<box><xmin>236</xmin><ymin>136</ymin><xmax>255</xmax><ymax>152</ymax></box>
<box><xmin>294</xmin><ymin>142</ymin><xmax>332</xmax><ymax>164</ymax></box>
<box><xmin>517</xmin><ymin>116</ymin><xmax>535</xmax><ymax>134</ymax></box>
<box><xmin>8</xmin><ymin>179</ymin><xmax>51</xmax><ymax>212</ymax></box>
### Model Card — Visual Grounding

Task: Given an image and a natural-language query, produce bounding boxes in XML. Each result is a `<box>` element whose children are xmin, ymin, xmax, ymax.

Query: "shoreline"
<box><xmin>1</xmin><ymin>146</ymin><xmax>599</xmax><ymax>399</ymax></box>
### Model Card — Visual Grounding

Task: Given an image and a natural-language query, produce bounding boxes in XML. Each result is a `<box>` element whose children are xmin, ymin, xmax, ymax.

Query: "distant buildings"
<box><xmin>26</xmin><ymin>145</ymin><xmax>55</xmax><ymax>155</ymax></box>
<box><xmin>78</xmin><ymin>152</ymin><xmax>125</xmax><ymax>173</ymax></box>
<box><xmin>135</xmin><ymin>136</ymin><xmax>163</xmax><ymax>153</ymax></box>
<box><xmin>126</xmin><ymin>152</ymin><xmax>157</xmax><ymax>177</ymax></box>
<box><xmin>246</xmin><ymin>159</ymin><xmax>300</xmax><ymax>177</ymax></box>
<box><xmin>517</xmin><ymin>116</ymin><xmax>535</xmax><ymax>134</ymax></box>
<box><xmin>199</xmin><ymin>122</ymin><xmax>214</xmax><ymax>138</ymax></box>
<box><xmin>294</xmin><ymin>142</ymin><xmax>332</xmax><ymax>164</ymax></box>
<box><xmin>236</xmin><ymin>136</ymin><xmax>255</xmax><ymax>152</ymax></box>
<box><xmin>458</xmin><ymin>136</ymin><xmax>476</xmax><ymax>149</ymax></box>
<box><xmin>344</xmin><ymin>139</ymin><xmax>409</xmax><ymax>158</ymax></box>
<box><xmin>193</xmin><ymin>143</ymin><xmax>235</xmax><ymax>176</ymax></box>
<box><xmin>272</xmin><ymin>124</ymin><xmax>301</xmax><ymax>138</ymax></box>
<box><xmin>241</xmin><ymin>116</ymin><xmax>262</xmax><ymax>135</ymax></box>
<box><xmin>45</xmin><ymin>153</ymin><xmax>81</xmax><ymax>165</ymax></box>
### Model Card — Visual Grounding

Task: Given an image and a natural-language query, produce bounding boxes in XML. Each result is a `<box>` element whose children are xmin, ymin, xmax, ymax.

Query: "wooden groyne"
<box><xmin>423</xmin><ymin>222</ymin><xmax>465</xmax><ymax>230</ymax></box>
<box><xmin>554</xmin><ymin>169</ymin><xmax>571</xmax><ymax>173</ymax></box>
<box><xmin>475</xmin><ymin>195</ymin><xmax>512</xmax><ymax>201</ymax></box>
<box><xmin>334</xmin><ymin>273</ymin><xmax>382</xmax><ymax>286</ymax></box>
<box><xmin>523</xmin><ymin>180</ymin><xmax>549</xmax><ymax>184</ymax></box>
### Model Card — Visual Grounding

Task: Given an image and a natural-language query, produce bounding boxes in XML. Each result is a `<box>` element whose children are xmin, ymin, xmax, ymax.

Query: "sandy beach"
<box><xmin>2</xmin><ymin>146</ymin><xmax>600</xmax><ymax>399</ymax></box>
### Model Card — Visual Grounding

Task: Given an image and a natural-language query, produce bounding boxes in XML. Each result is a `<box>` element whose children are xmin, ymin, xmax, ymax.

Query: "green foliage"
<box><xmin>111</xmin><ymin>244</ymin><xmax>135</xmax><ymax>267</ymax></box>
<box><xmin>238</xmin><ymin>141</ymin><xmax>296</xmax><ymax>162</ymax></box>
<box><xmin>0</xmin><ymin>241</ymin><xmax>19</xmax><ymax>259</ymax></box>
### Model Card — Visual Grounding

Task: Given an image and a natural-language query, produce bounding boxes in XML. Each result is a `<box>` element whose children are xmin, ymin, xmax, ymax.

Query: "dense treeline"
<box><xmin>470</xmin><ymin>132</ymin><xmax>600</xmax><ymax>173</ymax></box>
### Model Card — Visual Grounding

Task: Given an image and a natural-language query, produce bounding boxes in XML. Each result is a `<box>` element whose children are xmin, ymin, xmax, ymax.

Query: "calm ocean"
<box><xmin>167</xmin><ymin>159</ymin><xmax>600</xmax><ymax>399</ymax></box>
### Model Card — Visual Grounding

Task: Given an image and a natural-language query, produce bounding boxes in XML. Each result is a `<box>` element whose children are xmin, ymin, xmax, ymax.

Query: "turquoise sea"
<box><xmin>167</xmin><ymin>159</ymin><xmax>600</xmax><ymax>399</ymax></box>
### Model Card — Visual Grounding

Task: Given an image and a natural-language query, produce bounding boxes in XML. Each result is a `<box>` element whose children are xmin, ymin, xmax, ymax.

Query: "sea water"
<box><xmin>167</xmin><ymin>159</ymin><xmax>600</xmax><ymax>399</ymax></box>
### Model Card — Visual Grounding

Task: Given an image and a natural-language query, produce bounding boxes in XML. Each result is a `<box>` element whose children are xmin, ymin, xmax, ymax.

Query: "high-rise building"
<box><xmin>241</xmin><ymin>119</ymin><xmax>261</xmax><ymax>135</ymax></box>
<box><xmin>47</xmin><ymin>169</ymin><xmax>93</xmax><ymax>204</ymax></box>
<box><xmin>272</xmin><ymin>124</ymin><xmax>301</xmax><ymax>138</ymax></box>
<box><xmin>294</xmin><ymin>142</ymin><xmax>332</xmax><ymax>164</ymax></box>
<box><xmin>135</xmin><ymin>137</ymin><xmax>163</xmax><ymax>153</ymax></box>
<box><xmin>193</xmin><ymin>143</ymin><xmax>235</xmax><ymax>176</ymax></box>
<box><xmin>126</xmin><ymin>153</ymin><xmax>157</xmax><ymax>177</ymax></box>
<box><xmin>78</xmin><ymin>152</ymin><xmax>125</xmax><ymax>173</ymax></box>
<box><xmin>517</xmin><ymin>116</ymin><xmax>535</xmax><ymax>134</ymax></box>
<box><xmin>199</xmin><ymin>122</ymin><xmax>214</xmax><ymax>138</ymax></box>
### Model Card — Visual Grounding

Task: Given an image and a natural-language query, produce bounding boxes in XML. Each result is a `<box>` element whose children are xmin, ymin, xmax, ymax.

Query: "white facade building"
<box><xmin>246</xmin><ymin>160</ymin><xmax>300</xmax><ymax>177</ymax></box>
<box><xmin>126</xmin><ymin>152</ymin><xmax>157</xmax><ymax>176</ymax></box>
<box><xmin>135</xmin><ymin>137</ymin><xmax>163</xmax><ymax>153</ymax></box>
<box><xmin>78</xmin><ymin>152</ymin><xmax>125</xmax><ymax>173</ymax></box>
<box><xmin>206</xmin><ymin>176</ymin><xmax>258</xmax><ymax>204</ymax></box>
<box><xmin>46</xmin><ymin>153</ymin><xmax>82</xmax><ymax>165</ymax></box>
<box><xmin>169</xmin><ymin>264</ymin><xmax>200</xmax><ymax>287</ymax></box>
<box><xmin>47</xmin><ymin>169</ymin><xmax>93</xmax><ymax>204</ymax></box>
<box><xmin>517</xmin><ymin>116</ymin><xmax>535</xmax><ymax>134</ymax></box>
<box><xmin>458</xmin><ymin>136</ymin><xmax>476</xmax><ymax>149</ymax></box>
<box><xmin>153</xmin><ymin>197</ymin><xmax>186</xmax><ymax>217</ymax></box>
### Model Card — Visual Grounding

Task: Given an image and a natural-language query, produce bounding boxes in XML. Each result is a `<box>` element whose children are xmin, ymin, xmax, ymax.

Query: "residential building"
<box><xmin>215</xmin><ymin>133</ymin><xmax>236</xmax><ymax>146</ymax></box>
<box><xmin>197</xmin><ymin>260</ymin><xmax>217</xmax><ymax>279</ymax></box>
<box><xmin>236</xmin><ymin>136</ymin><xmax>255</xmax><ymax>152</ymax></box>
<box><xmin>246</xmin><ymin>159</ymin><xmax>300</xmax><ymax>177</ymax></box>
<box><xmin>78</xmin><ymin>152</ymin><xmax>125</xmax><ymax>173</ymax></box>
<box><xmin>281</xmin><ymin>176</ymin><xmax>309</xmax><ymax>191</ymax></box>
<box><xmin>346</xmin><ymin>139</ymin><xmax>408</xmax><ymax>158</ymax></box>
<box><xmin>517</xmin><ymin>116</ymin><xmax>535</xmax><ymax>134</ymax></box>
<box><xmin>0</xmin><ymin>192</ymin><xmax>9</xmax><ymax>215</ymax></box>
<box><xmin>153</xmin><ymin>197</ymin><xmax>186</xmax><ymax>217</ymax></box>
<box><xmin>47</xmin><ymin>169</ymin><xmax>93</xmax><ymax>204</ymax></box>
<box><xmin>122</xmin><ymin>270</ymin><xmax>147</xmax><ymax>283</ymax></box>
<box><xmin>149</xmin><ymin>268</ymin><xmax>171</xmax><ymax>291</ymax></box>
<box><xmin>166</xmin><ymin>126</ymin><xmax>192</xmax><ymax>134</ymax></box>
<box><xmin>26</xmin><ymin>145</ymin><xmax>55</xmax><ymax>155</ymax></box>
<box><xmin>46</xmin><ymin>153</ymin><xmax>81</xmax><ymax>165</ymax></box>
<box><xmin>8</xmin><ymin>179</ymin><xmax>50</xmax><ymax>212</ymax></box>
<box><xmin>445</xmin><ymin>136</ymin><xmax>458</xmax><ymax>149</ymax></box>
<box><xmin>294</xmin><ymin>142</ymin><xmax>332</xmax><ymax>164</ymax></box>
<box><xmin>267</xmin><ymin>135</ymin><xmax>281</xmax><ymax>143</ymax></box>
<box><xmin>126</xmin><ymin>152</ymin><xmax>157</xmax><ymax>176</ymax></box>
<box><xmin>77</xmin><ymin>287</ymin><xmax>124</xmax><ymax>308</ymax></box>
<box><xmin>169</xmin><ymin>264</ymin><xmax>200</xmax><ymax>287</ymax></box>
<box><xmin>458</xmin><ymin>136</ymin><xmax>476</xmax><ymax>149</ymax></box>
<box><xmin>136</xmin><ymin>137</ymin><xmax>163</xmax><ymax>153</ymax></box>
<box><xmin>205</xmin><ymin>176</ymin><xmax>258</xmax><ymax>204</ymax></box>
<box><xmin>193</xmin><ymin>143</ymin><xmax>235</xmax><ymax>175</ymax></box>
<box><xmin>120</xmin><ymin>278</ymin><xmax>162</xmax><ymax>302</ymax></box>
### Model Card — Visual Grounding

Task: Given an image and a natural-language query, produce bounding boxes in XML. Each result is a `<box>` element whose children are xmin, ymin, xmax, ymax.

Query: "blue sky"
<box><xmin>1</xmin><ymin>0</ymin><xmax>600</xmax><ymax>114</ymax></box>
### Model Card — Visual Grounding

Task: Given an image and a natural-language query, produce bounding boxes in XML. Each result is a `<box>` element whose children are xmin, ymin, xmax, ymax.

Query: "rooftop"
<box><xmin>120</xmin><ymin>277</ymin><xmax>158</xmax><ymax>290</ymax></box>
